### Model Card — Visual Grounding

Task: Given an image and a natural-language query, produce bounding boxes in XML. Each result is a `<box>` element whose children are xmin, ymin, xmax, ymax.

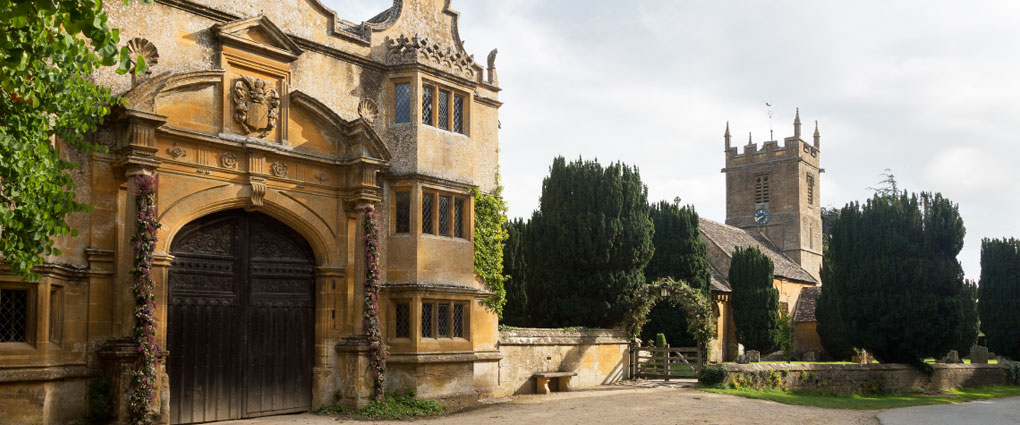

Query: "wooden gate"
<box><xmin>167</xmin><ymin>211</ymin><xmax>315</xmax><ymax>424</ymax></box>
<box><xmin>630</xmin><ymin>345</ymin><xmax>703</xmax><ymax>380</ymax></box>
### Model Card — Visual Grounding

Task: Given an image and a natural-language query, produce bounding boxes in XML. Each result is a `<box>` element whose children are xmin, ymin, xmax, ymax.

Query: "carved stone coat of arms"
<box><xmin>232</xmin><ymin>76</ymin><xmax>280</xmax><ymax>137</ymax></box>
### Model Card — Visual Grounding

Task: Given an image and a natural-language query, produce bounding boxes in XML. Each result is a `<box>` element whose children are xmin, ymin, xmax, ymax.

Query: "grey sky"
<box><xmin>323</xmin><ymin>0</ymin><xmax>1020</xmax><ymax>280</ymax></box>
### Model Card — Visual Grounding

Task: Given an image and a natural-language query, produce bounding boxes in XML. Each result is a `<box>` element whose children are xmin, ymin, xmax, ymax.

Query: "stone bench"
<box><xmin>534</xmin><ymin>371</ymin><xmax>578</xmax><ymax>394</ymax></box>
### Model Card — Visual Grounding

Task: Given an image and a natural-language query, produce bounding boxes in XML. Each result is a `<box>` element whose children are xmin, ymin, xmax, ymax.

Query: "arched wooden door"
<box><xmin>167</xmin><ymin>210</ymin><xmax>315</xmax><ymax>424</ymax></box>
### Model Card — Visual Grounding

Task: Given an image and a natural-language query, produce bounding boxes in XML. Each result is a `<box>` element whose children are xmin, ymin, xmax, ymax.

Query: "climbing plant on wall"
<box><xmin>624</xmin><ymin>277</ymin><xmax>716</xmax><ymax>354</ymax></box>
<box><xmin>472</xmin><ymin>187</ymin><xmax>509</xmax><ymax>318</ymax></box>
<box><xmin>362</xmin><ymin>205</ymin><xmax>387</xmax><ymax>400</ymax></box>
<box><xmin>128</xmin><ymin>174</ymin><xmax>160</xmax><ymax>425</ymax></box>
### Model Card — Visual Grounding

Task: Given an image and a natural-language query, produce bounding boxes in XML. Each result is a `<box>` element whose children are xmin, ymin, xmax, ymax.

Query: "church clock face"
<box><xmin>753</xmin><ymin>208</ymin><xmax>771</xmax><ymax>226</ymax></box>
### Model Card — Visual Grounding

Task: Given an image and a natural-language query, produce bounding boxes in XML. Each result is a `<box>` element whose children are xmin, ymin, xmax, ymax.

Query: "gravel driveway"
<box><xmin>220</xmin><ymin>384</ymin><xmax>880</xmax><ymax>425</ymax></box>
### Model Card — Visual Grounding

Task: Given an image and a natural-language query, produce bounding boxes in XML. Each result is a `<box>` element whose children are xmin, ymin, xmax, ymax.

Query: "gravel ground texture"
<box><xmin>218</xmin><ymin>384</ymin><xmax>880</xmax><ymax>425</ymax></box>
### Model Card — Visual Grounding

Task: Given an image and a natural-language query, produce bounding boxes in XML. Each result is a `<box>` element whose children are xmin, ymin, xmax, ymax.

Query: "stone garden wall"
<box><xmin>494</xmin><ymin>328</ymin><xmax>630</xmax><ymax>397</ymax></box>
<box><xmin>721</xmin><ymin>363</ymin><xmax>1005</xmax><ymax>394</ymax></box>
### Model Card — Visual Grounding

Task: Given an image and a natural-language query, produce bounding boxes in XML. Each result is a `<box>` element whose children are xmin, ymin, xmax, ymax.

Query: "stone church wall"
<box><xmin>495</xmin><ymin>328</ymin><xmax>630</xmax><ymax>397</ymax></box>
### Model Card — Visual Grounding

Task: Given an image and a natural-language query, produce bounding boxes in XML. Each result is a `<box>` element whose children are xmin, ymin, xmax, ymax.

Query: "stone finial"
<box><xmin>748</xmin><ymin>132</ymin><xmax>753</xmax><ymax>144</ymax></box>
<box><xmin>813</xmin><ymin>120</ymin><xmax>821</xmax><ymax>148</ymax></box>
<box><xmin>487</xmin><ymin>48</ymin><xmax>498</xmax><ymax>85</ymax></box>
<box><xmin>794</xmin><ymin>107</ymin><xmax>802</xmax><ymax>138</ymax></box>
<box><xmin>724</xmin><ymin>121</ymin><xmax>732</xmax><ymax>150</ymax></box>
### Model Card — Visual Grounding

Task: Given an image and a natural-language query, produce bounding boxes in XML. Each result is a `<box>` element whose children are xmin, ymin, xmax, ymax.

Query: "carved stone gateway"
<box><xmin>232</xmin><ymin>76</ymin><xmax>280</xmax><ymax>137</ymax></box>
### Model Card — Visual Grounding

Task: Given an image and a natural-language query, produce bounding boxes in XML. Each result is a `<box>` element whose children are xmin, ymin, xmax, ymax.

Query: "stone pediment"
<box><xmin>213</xmin><ymin>15</ymin><xmax>303</xmax><ymax>62</ymax></box>
<box><xmin>288</xmin><ymin>91</ymin><xmax>392</xmax><ymax>163</ymax></box>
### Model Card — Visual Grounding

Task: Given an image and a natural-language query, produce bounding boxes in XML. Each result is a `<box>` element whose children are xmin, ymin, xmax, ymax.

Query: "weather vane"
<box><xmin>766</xmin><ymin>101</ymin><xmax>774</xmax><ymax>141</ymax></box>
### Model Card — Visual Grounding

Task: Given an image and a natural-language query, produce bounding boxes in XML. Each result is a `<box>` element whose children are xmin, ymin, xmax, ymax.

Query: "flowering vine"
<box><xmin>128</xmin><ymin>174</ymin><xmax>161</xmax><ymax>425</ymax></box>
<box><xmin>362</xmin><ymin>205</ymin><xmax>387</xmax><ymax>400</ymax></box>
<box><xmin>624</xmin><ymin>277</ymin><xmax>716</xmax><ymax>358</ymax></box>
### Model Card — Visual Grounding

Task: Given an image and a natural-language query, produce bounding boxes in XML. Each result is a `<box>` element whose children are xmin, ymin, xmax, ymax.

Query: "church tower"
<box><xmin>722</xmin><ymin>110</ymin><xmax>823</xmax><ymax>280</ymax></box>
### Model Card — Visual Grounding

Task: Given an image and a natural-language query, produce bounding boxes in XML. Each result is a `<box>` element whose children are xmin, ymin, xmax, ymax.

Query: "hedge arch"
<box><xmin>624</xmin><ymin>278</ymin><xmax>716</xmax><ymax>352</ymax></box>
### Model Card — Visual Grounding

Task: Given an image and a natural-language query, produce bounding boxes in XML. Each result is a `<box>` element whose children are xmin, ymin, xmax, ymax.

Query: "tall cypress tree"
<box><xmin>953</xmin><ymin>280</ymin><xmax>979</xmax><ymax>354</ymax></box>
<box><xmin>978</xmin><ymin>238</ymin><xmax>1020</xmax><ymax>360</ymax></box>
<box><xmin>819</xmin><ymin>192</ymin><xmax>965</xmax><ymax>364</ymax></box>
<box><xmin>502</xmin><ymin>218</ymin><xmax>529</xmax><ymax>326</ymax></box>
<box><xmin>524</xmin><ymin>157</ymin><xmax>654</xmax><ymax>328</ymax></box>
<box><xmin>729</xmin><ymin>246</ymin><xmax>780</xmax><ymax>353</ymax></box>
<box><xmin>640</xmin><ymin>201</ymin><xmax>712</xmax><ymax>347</ymax></box>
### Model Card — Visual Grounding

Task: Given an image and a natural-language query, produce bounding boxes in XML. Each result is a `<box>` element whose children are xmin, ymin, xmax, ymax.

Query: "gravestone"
<box><xmin>944</xmin><ymin>350</ymin><xmax>960</xmax><ymax>364</ymax></box>
<box><xmin>736</xmin><ymin>354</ymin><xmax>749</xmax><ymax>364</ymax></box>
<box><xmin>970</xmin><ymin>346</ymin><xmax>989</xmax><ymax>364</ymax></box>
<box><xmin>802</xmin><ymin>351</ymin><xmax>817</xmax><ymax>362</ymax></box>
<box><xmin>746</xmin><ymin>350</ymin><xmax>761</xmax><ymax>363</ymax></box>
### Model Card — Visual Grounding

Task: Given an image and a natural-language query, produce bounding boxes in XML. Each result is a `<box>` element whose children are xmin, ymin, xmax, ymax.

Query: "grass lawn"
<box><xmin>701</xmin><ymin>386</ymin><xmax>1020</xmax><ymax>410</ymax></box>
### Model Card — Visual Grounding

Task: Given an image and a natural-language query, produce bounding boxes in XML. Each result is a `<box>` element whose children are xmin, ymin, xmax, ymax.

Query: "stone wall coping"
<box><xmin>720</xmin><ymin>363</ymin><xmax>1005</xmax><ymax>372</ymax></box>
<box><xmin>498</xmin><ymin>327</ymin><xmax>629</xmax><ymax>345</ymax></box>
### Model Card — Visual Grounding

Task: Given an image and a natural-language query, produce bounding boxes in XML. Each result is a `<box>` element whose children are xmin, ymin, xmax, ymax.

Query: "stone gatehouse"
<box><xmin>0</xmin><ymin>1</ymin><xmax>504</xmax><ymax>423</ymax></box>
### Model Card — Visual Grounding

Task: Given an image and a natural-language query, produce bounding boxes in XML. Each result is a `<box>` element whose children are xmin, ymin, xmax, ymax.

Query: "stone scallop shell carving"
<box><xmin>126</xmin><ymin>37</ymin><xmax>159</xmax><ymax>74</ymax></box>
<box><xmin>358</xmin><ymin>99</ymin><xmax>379</xmax><ymax>123</ymax></box>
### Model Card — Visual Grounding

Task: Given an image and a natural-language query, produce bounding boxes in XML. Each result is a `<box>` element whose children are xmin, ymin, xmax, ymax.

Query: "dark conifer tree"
<box><xmin>978</xmin><ymin>238</ymin><xmax>1020</xmax><ymax>360</ymax></box>
<box><xmin>819</xmin><ymin>192</ymin><xmax>965</xmax><ymax>364</ymax></box>
<box><xmin>640</xmin><ymin>201</ymin><xmax>712</xmax><ymax>347</ymax></box>
<box><xmin>524</xmin><ymin>157</ymin><xmax>654</xmax><ymax>328</ymax></box>
<box><xmin>953</xmin><ymin>280</ymin><xmax>979</xmax><ymax>355</ymax></box>
<box><xmin>501</xmin><ymin>218</ymin><xmax>530</xmax><ymax>326</ymax></box>
<box><xmin>729</xmin><ymin>246</ymin><xmax>780</xmax><ymax>353</ymax></box>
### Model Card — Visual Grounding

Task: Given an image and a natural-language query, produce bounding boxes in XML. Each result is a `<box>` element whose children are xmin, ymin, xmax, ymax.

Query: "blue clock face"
<box><xmin>753</xmin><ymin>208</ymin><xmax>770</xmax><ymax>226</ymax></box>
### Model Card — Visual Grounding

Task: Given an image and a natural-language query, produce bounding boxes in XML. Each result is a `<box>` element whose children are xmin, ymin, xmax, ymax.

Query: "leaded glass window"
<box><xmin>395</xmin><ymin>303</ymin><xmax>410</xmax><ymax>338</ymax></box>
<box><xmin>437</xmin><ymin>90</ymin><xmax>450</xmax><ymax>130</ymax></box>
<box><xmin>454</xmin><ymin>198</ymin><xmax>465</xmax><ymax>238</ymax></box>
<box><xmin>421</xmin><ymin>303</ymin><xmax>433</xmax><ymax>338</ymax></box>
<box><xmin>422</xmin><ymin>85</ymin><xmax>434</xmax><ymax>125</ymax></box>
<box><xmin>437</xmin><ymin>304</ymin><xmax>450</xmax><ymax>337</ymax></box>
<box><xmin>395</xmin><ymin>191</ymin><xmax>410</xmax><ymax>233</ymax></box>
<box><xmin>0</xmin><ymin>289</ymin><xmax>28</xmax><ymax>343</ymax></box>
<box><xmin>438</xmin><ymin>196</ymin><xmax>451</xmax><ymax>236</ymax></box>
<box><xmin>453</xmin><ymin>304</ymin><xmax>465</xmax><ymax>338</ymax></box>
<box><xmin>395</xmin><ymin>83</ymin><xmax>410</xmax><ymax>123</ymax></box>
<box><xmin>422</xmin><ymin>192</ymin><xmax>435</xmax><ymax>234</ymax></box>
<box><xmin>453</xmin><ymin>95</ymin><xmax>464</xmax><ymax>134</ymax></box>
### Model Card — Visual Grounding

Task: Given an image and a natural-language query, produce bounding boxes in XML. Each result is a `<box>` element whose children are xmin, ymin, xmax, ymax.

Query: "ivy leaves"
<box><xmin>0</xmin><ymin>0</ymin><xmax>150</xmax><ymax>280</ymax></box>
<box><xmin>473</xmin><ymin>187</ymin><xmax>509</xmax><ymax>318</ymax></box>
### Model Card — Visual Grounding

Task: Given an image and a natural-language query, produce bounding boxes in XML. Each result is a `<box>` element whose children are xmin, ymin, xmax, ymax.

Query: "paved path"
<box><xmin>221</xmin><ymin>384</ymin><xmax>878</xmax><ymax>425</ymax></box>
<box><xmin>876</xmin><ymin>396</ymin><xmax>1020</xmax><ymax>425</ymax></box>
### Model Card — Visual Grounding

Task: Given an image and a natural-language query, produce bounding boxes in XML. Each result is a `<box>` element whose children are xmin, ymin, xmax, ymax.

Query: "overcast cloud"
<box><xmin>323</xmin><ymin>0</ymin><xmax>1020</xmax><ymax>280</ymax></box>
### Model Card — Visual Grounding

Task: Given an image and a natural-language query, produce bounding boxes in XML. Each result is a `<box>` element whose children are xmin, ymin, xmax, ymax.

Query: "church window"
<box><xmin>453</xmin><ymin>95</ymin><xmax>465</xmax><ymax>134</ymax></box>
<box><xmin>0</xmin><ymin>289</ymin><xmax>29</xmax><ymax>343</ymax></box>
<box><xmin>394</xmin><ymin>83</ymin><xmax>411</xmax><ymax>123</ymax></box>
<box><xmin>394</xmin><ymin>303</ymin><xmax>410</xmax><ymax>338</ymax></box>
<box><xmin>437</xmin><ymin>303</ymin><xmax>450</xmax><ymax>337</ymax></box>
<box><xmin>49</xmin><ymin>287</ymin><xmax>62</xmax><ymax>345</ymax></box>
<box><xmin>421</xmin><ymin>303</ymin><xmax>433</xmax><ymax>338</ymax></box>
<box><xmin>422</xmin><ymin>85</ymin><xmax>434</xmax><ymax>125</ymax></box>
<box><xmin>454</xmin><ymin>198</ymin><xmax>465</xmax><ymax>238</ymax></box>
<box><xmin>437</xmin><ymin>90</ymin><xmax>450</xmax><ymax>130</ymax></box>
<box><xmin>807</xmin><ymin>174</ymin><xmax>815</xmax><ymax>205</ymax></box>
<box><xmin>438</xmin><ymin>196</ymin><xmax>452</xmax><ymax>236</ymax></box>
<box><xmin>395</xmin><ymin>191</ymin><xmax>410</xmax><ymax>233</ymax></box>
<box><xmin>453</xmin><ymin>304</ymin><xmax>465</xmax><ymax>337</ymax></box>
<box><xmin>754</xmin><ymin>175</ymin><xmax>770</xmax><ymax>204</ymax></box>
<box><xmin>422</xmin><ymin>192</ymin><xmax>435</xmax><ymax>234</ymax></box>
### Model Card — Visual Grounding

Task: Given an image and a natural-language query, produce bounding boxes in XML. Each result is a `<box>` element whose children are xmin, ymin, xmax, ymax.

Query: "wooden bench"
<box><xmin>533</xmin><ymin>371</ymin><xmax>578</xmax><ymax>394</ymax></box>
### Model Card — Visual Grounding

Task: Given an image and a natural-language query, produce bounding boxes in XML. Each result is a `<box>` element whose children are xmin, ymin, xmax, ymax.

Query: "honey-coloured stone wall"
<box><xmin>495</xmin><ymin>328</ymin><xmax>631</xmax><ymax>397</ymax></box>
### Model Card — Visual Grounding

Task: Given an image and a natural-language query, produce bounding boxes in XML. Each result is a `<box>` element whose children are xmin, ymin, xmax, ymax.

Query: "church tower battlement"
<box><xmin>722</xmin><ymin>109</ymin><xmax>823</xmax><ymax>280</ymax></box>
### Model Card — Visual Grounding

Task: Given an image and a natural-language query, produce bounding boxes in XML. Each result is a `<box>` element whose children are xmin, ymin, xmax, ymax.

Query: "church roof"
<box><xmin>708</xmin><ymin>262</ymin><xmax>731</xmax><ymax>293</ymax></box>
<box><xmin>793</xmin><ymin>286</ymin><xmax>821</xmax><ymax>323</ymax></box>
<box><xmin>698</xmin><ymin>217</ymin><xmax>819</xmax><ymax>288</ymax></box>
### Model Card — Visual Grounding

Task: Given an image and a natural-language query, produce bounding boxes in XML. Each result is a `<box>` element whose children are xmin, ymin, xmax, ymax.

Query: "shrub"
<box><xmin>87</xmin><ymin>377</ymin><xmax>114</xmax><ymax>424</ymax></box>
<box><xmin>778</xmin><ymin>310</ymin><xmax>796</xmax><ymax>361</ymax></box>
<box><xmin>314</xmin><ymin>389</ymin><xmax>444</xmax><ymax>420</ymax></box>
<box><xmin>1004</xmin><ymin>360</ymin><xmax>1020</xmax><ymax>386</ymax></box>
<box><xmin>699</xmin><ymin>365</ymin><xmax>727</xmax><ymax>386</ymax></box>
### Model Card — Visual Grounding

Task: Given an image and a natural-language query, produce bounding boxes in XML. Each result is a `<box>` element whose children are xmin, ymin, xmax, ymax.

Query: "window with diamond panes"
<box><xmin>395</xmin><ymin>83</ymin><xmax>410</xmax><ymax>123</ymax></box>
<box><xmin>422</xmin><ymin>192</ymin><xmax>435</xmax><ymax>234</ymax></box>
<box><xmin>422</xmin><ymin>85</ymin><xmax>434</xmax><ymax>125</ymax></box>
<box><xmin>0</xmin><ymin>289</ymin><xmax>28</xmax><ymax>343</ymax></box>
<box><xmin>437</xmin><ymin>90</ymin><xmax>450</xmax><ymax>130</ymax></box>
<box><xmin>437</xmin><ymin>304</ymin><xmax>450</xmax><ymax>337</ymax></box>
<box><xmin>454</xmin><ymin>198</ymin><xmax>465</xmax><ymax>238</ymax></box>
<box><xmin>453</xmin><ymin>304</ymin><xmax>465</xmax><ymax>337</ymax></box>
<box><xmin>453</xmin><ymin>95</ymin><xmax>464</xmax><ymax>134</ymax></box>
<box><xmin>754</xmin><ymin>175</ymin><xmax>770</xmax><ymax>204</ymax></box>
<box><xmin>395</xmin><ymin>303</ymin><xmax>410</xmax><ymax>338</ymax></box>
<box><xmin>395</xmin><ymin>191</ymin><xmax>410</xmax><ymax>233</ymax></box>
<box><xmin>421</xmin><ymin>303</ymin><xmax>433</xmax><ymax>338</ymax></box>
<box><xmin>438</xmin><ymin>196</ymin><xmax>451</xmax><ymax>236</ymax></box>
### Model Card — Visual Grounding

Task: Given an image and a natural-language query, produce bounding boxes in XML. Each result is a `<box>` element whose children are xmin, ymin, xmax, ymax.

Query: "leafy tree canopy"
<box><xmin>0</xmin><ymin>0</ymin><xmax>150</xmax><ymax>280</ymax></box>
